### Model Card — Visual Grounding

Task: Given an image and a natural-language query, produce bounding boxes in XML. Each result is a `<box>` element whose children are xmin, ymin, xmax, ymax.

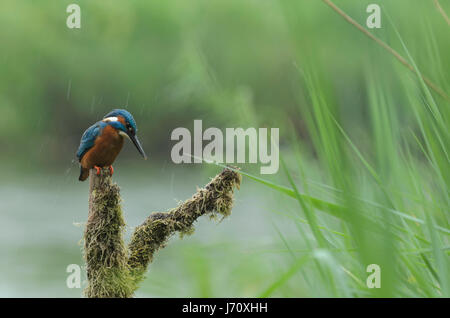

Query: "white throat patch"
<box><xmin>118</xmin><ymin>130</ymin><xmax>130</xmax><ymax>139</ymax></box>
<box><xmin>103</xmin><ymin>116</ymin><xmax>119</xmax><ymax>122</ymax></box>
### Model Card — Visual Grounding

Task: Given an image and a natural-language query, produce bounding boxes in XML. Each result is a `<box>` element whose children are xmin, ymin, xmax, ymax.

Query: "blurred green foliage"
<box><xmin>1</xmin><ymin>0</ymin><xmax>448</xmax><ymax>167</ymax></box>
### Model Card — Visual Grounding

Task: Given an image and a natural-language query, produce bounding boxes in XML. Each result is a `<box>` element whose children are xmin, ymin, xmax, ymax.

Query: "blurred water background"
<box><xmin>0</xmin><ymin>164</ymin><xmax>293</xmax><ymax>297</ymax></box>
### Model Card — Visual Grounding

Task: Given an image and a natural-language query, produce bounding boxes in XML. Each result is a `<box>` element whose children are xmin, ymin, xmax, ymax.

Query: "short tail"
<box><xmin>79</xmin><ymin>167</ymin><xmax>90</xmax><ymax>181</ymax></box>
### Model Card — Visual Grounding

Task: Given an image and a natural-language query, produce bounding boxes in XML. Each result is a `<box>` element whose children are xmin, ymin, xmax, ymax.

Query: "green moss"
<box><xmin>83</xmin><ymin>169</ymin><xmax>133</xmax><ymax>297</ymax></box>
<box><xmin>83</xmin><ymin>167</ymin><xmax>241</xmax><ymax>297</ymax></box>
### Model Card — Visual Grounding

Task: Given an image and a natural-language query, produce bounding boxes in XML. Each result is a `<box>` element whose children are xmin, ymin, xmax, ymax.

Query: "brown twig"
<box><xmin>322</xmin><ymin>0</ymin><xmax>449</xmax><ymax>101</ymax></box>
<box><xmin>434</xmin><ymin>0</ymin><xmax>450</xmax><ymax>26</ymax></box>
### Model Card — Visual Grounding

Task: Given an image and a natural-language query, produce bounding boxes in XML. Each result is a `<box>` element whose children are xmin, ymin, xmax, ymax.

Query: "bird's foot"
<box><xmin>109</xmin><ymin>165</ymin><xmax>114</xmax><ymax>176</ymax></box>
<box><xmin>94</xmin><ymin>165</ymin><xmax>101</xmax><ymax>176</ymax></box>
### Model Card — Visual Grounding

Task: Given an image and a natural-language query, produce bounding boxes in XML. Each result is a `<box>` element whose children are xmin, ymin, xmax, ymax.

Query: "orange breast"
<box><xmin>81</xmin><ymin>125</ymin><xmax>124</xmax><ymax>169</ymax></box>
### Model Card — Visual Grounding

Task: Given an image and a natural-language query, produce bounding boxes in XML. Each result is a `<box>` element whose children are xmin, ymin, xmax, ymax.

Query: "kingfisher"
<box><xmin>76</xmin><ymin>109</ymin><xmax>147</xmax><ymax>181</ymax></box>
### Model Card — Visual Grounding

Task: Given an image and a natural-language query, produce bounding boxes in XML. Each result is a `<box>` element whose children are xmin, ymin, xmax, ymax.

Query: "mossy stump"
<box><xmin>83</xmin><ymin>167</ymin><xmax>241</xmax><ymax>298</ymax></box>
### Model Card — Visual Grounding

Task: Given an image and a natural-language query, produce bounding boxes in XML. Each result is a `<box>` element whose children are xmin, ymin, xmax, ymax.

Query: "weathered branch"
<box><xmin>84</xmin><ymin>169</ymin><xmax>132</xmax><ymax>298</ymax></box>
<box><xmin>127</xmin><ymin>168</ymin><xmax>241</xmax><ymax>288</ymax></box>
<box><xmin>83</xmin><ymin>167</ymin><xmax>241</xmax><ymax>298</ymax></box>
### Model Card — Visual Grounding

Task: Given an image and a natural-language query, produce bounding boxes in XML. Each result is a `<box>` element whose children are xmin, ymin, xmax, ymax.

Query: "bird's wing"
<box><xmin>76</xmin><ymin>122</ymin><xmax>102</xmax><ymax>161</ymax></box>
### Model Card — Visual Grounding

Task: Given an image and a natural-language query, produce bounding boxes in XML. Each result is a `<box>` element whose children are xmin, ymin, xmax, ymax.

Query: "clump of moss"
<box><xmin>83</xmin><ymin>168</ymin><xmax>133</xmax><ymax>298</ymax></box>
<box><xmin>83</xmin><ymin>167</ymin><xmax>241</xmax><ymax>297</ymax></box>
<box><xmin>127</xmin><ymin>168</ymin><xmax>241</xmax><ymax>289</ymax></box>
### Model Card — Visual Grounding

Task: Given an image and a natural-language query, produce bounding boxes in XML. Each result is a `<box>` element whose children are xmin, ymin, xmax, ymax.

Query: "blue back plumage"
<box><xmin>76</xmin><ymin>122</ymin><xmax>104</xmax><ymax>161</ymax></box>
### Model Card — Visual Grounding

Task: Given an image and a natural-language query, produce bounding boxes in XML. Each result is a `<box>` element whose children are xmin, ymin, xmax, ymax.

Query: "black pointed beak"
<box><xmin>129</xmin><ymin>134</ymin><xmax>147</xmax><ymax>160</ymax></box>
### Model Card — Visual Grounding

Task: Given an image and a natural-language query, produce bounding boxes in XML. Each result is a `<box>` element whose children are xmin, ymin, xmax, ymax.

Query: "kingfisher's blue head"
<box><xmin>102</xmin><ymin>109</ymin><xmax>147</xmax><ymax>159</ymax></box>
